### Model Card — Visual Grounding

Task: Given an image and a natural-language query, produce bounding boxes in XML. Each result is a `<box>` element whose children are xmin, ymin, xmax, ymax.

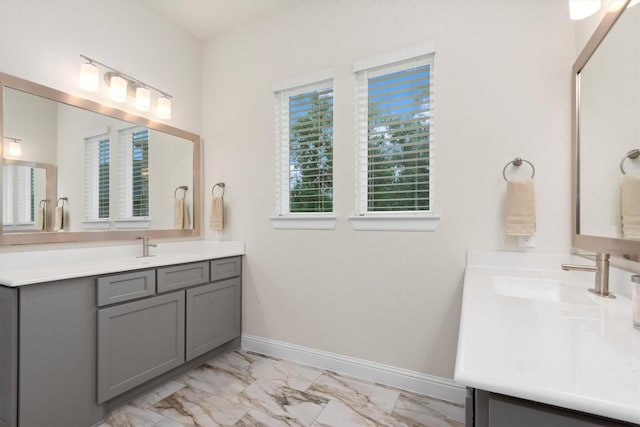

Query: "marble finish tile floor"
<box><xmin>101</xmin><ymin>350</ymin><xmax>464</xmax><ymax>427</ymax></box>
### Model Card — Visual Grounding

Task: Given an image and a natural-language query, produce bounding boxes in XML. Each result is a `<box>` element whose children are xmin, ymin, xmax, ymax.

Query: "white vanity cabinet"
<box><xmin>0</xmin><ymin>255</ymin><xmax>242</xmax><ymax>427</ymax></box>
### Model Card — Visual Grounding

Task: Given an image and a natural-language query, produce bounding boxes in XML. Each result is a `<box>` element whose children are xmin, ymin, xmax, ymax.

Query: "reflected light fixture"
<box><xmin>628</xmin><ymin>0</ymin><xmax>639</xmax><ymax>7</ymax></box>
<box><xmin>4</xmin><ymin>137</ymin><xmax>22</xmax><ymax>157</ymax></box>
<box><xmin>569</xmin><ymin>0</ymin><xmax>602</xmax><ymax>20</ymax></box>
<box><xmin>78</xmin><ymin>54</ymin><xmax>173</xmax><ymax>119</ymax></box>
<box><xmin>79</xmin><ymin>60</ymin><xmax>99</xmax><ymax>92</ymax></box>
<box><xmin>157</xmin><ymin>96</ymin><xmax>172</xmax><ymax>119</ymax></box>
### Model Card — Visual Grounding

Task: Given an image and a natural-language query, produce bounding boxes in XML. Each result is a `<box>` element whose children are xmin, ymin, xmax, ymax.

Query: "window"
<box><xmin>84</xmin><ymin>133</ymin><xmax>110</xmax><ymax>222</ymax></box>
<box><xmin>272</xmin><ymin>73</ymin><xmax>336</xmax><ymax>229</ymax></box>
<box><xmin>352</xmin><ymin>46</ymin><xmax>439</xmax><ymax>231</ymax></box>
<box><xmin>116</xmin><ymin>126</ymin><xmax>149</xmax><ymax>227</ymax></box>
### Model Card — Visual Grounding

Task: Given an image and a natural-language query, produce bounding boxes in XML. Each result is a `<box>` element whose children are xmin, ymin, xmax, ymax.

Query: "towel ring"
<box><xmin>212</xmin><ymin>182</ymin><xmax>225</xmax><ymax>197</ymax></box>
<box><xmin>57</xmin><ymin>197</ymin><xmax>68</xmax><ymax>207</ymax></box>
<box><xmin>39</xmin><ymin>199</ymin><xmax>49</xmax><ymax>208</ymax></box>
<box><xmin>619</xmin><ymin>149</ymin><xmax>640</xmax><ymax>175</ymax></box>
<box><xmin>503</xmin><ymin>158</ymin><xmax>535</xmax><ymax>181</ymax></box>
<box><xmin>174</xmin><ymin>185</ymin><xmax>188</xmax><ymax>199</ymax></box>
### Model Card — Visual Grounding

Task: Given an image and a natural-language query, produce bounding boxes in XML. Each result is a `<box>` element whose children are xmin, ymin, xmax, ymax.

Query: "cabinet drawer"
<box><xmin>97</xmin><ymin>291</ymin><xmax>185</xmax><ymax>403</ymax></box>
<box><xmin>157</xmin><ymin>261</ymin><xmax>209</xmax><ymax>293</ymax></box>
<box><xmin>210</xmin><ymin>257</ymin><xmax>241</xmax><ymax>282</ymax></box>
<box><xmin>186</xmin><ymin>277</ymin><xmax>241</xmax><ymax>361</ymax></box>
<box><xmin>97</xmin><ymin>270</ymin><xmax>156</xmax><ymax>306</ymax></box>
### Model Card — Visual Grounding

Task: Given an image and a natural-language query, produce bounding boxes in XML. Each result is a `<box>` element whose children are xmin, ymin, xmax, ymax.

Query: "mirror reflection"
<box><xmin>578</xmin><ymin>2</ymin><xmax>640</xmax><ymax>239</ymax></box>
<box><xmin>3</xmin><ymin>87</ymin><xmax>194</xmax><ymax>233</ymax></box>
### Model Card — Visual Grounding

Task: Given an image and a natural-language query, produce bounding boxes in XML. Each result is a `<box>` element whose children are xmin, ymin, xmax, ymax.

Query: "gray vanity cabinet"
<box><xmin>97</xmin><ymin>291</ymin><xmax>185</xmax><ymax>403</ymax></box>
<box><xmin>186</xmin><ymin>276</ymin><xmax>241</xmax><ymax>360</ymax></box>
<box><xmin>0</xmin><ymin>287</ymin><xmax>17</xmax><ymax>427</ymax></box>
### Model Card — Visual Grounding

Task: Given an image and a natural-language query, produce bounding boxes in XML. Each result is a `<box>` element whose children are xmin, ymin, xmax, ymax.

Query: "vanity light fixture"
<box><xmin>135</xmin><ymin>86</ymin><xmax>151</xmax><ymax>112</ymax></box>
<box><xmin>78</xmin><ymin>55</ymin><xmax>173</xmax><ymax>119</ymax></box>
<box><xmin>79</xmin><ymin>60</ymin><xmax>99</xmax><ymax>92</ymax></box>
<box><xmin>4</xmin><ymin>137</ymin><xmax>22</xmax><ymax>157</ymax></box>
<box><xmin>628</xmin><ymin>0</ymin><xmax>639</xmax><ymax>7</ymax></box>
<box><xmin>569</xmin><ymin>0</ymin><xmax>602</xmax><ymax>20</ymax></box>
<box><xmin>157</xmin><ymin>96</ymin><xmax>172</xmax><ymax>119</ymax></box>
<box><xmin>109</xmin><ymin>74</ymin><xmax>127</xmax><ymax>103</ymax></box>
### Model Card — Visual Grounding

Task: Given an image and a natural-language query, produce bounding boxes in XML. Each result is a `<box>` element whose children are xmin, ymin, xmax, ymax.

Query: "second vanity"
<box><xmin>455</xmin><ymin>250</ymin><xmax>640</xmax><ymax>427</ymax></box>
<box><xmin>0</xmin><ymin>240</ymin><xmax>245</xmax><ymax>427</ymax></box>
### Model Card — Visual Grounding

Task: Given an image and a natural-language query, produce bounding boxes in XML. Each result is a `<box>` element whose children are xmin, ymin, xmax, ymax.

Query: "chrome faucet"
<box><xmin>137</xmin><ymin>236</ymin><xmax>157</xmax><ymax>258</ymax></box>
<box><xmin>561</xmin><ymin>253</ymin><xmax>614</xmax><ymax>298</ymax></box>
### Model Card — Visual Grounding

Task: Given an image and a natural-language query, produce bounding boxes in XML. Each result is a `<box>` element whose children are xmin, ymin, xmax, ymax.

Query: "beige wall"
<box><xmin>202</xmin><ymin>0</ymin><xmax>575</xmax><ymax>378</ymax></box>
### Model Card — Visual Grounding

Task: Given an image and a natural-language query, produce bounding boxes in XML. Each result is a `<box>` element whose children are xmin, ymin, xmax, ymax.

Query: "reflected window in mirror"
<box><xmin>3</xmin><ymin>164</ymin><xmax>35</xmax><ymax>230</ymax></box>
<box><xmin>83</xmin><ymin>131</ymin><xmax>110</xmax><ymax>228</ymax></box>
<box><xmin>115</xmin><ymin>126</ymin><xmax>150</xmax><ymax>228</ymax></box>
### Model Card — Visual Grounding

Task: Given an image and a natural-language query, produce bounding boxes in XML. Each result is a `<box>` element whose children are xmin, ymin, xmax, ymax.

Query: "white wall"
<box><xmin>202</xmin><ymin>0</ymin><xmax>575</xmax><ymax>378</ymax></box>
<box><xmin>0</xmin><ymin>0</ymin><xmax>202</xmax><ymax>134</ymax></box>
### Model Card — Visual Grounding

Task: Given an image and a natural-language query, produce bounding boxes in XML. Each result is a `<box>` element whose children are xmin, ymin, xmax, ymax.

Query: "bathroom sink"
<box><xmin>492</xmin><ymin>276</ymin><xmax>594</xmax><ymax>305</ymax></box>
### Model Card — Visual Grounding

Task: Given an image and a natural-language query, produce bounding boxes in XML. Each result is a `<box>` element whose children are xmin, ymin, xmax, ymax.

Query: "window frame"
<box><xmin>350</xmin><ymin>43</ymin><xmax>440</xmax><ymax>232</ymax></box>
<box><xmin>271</xmin><ymin>69</ymin><xmax>337</xmax><ymax>230</ymax></box>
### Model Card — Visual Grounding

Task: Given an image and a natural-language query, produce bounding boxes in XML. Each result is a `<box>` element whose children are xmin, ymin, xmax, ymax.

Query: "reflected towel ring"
<box><xmin>57</xmin><ymin>197</ymin><xmax>68</xmax><ymax>207</ymax></box>
<box><xmin>39</xmin><ymin>199</ymin><xmax>49</xmax><ymax>208</ymax></box>
<box><xmin>503</xmin><ymin>158</ymin><xmax>535</xmax><ymax>181</ymax></box>
<box><xmin>212</xmin><ymin>182</ymin><xmax>225</xmax><ymax>197</ymax></box>
<box><xmin>174</xmin><ymin>185</ymin><xmax>188</xmax><ymax>199</ymax></box>
<box><xmin>619</xmin><ymin>149</ymin><xmax>640</xmax><ymax>175</ymax></box>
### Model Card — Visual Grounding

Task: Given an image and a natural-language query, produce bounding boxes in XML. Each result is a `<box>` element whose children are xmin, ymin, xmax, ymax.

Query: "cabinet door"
<box><xmin>97</xmin><ymin>291</ymin><xmax>185</xmax><ymax>403</ymax></box>
<box><xmin>0</xmin><ymin>287</ymin><xmax>17</xmax><ymax>427</ymax></box>
<box><xmin>186</xmin><ymin>277</ymin><xmax>241</xmax><ymax>361</ymax></box>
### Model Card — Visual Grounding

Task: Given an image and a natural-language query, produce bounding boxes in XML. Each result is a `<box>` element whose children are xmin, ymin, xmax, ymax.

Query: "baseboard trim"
<box><xmin>241</xmin><ymin>334</ymin><xmax>465</xmax><ymax>405</ymax></box>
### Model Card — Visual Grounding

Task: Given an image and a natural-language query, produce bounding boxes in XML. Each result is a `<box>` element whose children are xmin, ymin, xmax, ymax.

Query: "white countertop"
<box><xmin>0</xmin><ymin>240</ymin><xmax>245</xmax><ymax>287</ymax></box>
<box><xmin>455</xmin><ymin>250</ymin><xmax>640</xmax><ymax>425</ymax></box>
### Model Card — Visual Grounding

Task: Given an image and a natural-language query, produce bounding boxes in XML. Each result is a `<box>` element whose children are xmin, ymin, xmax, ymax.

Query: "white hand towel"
<box><xmin>505</xmin><ymin>179</ymin><xmax>536</xmax><ymax>236</ymax></box>
<box><xmin>183</xmin><ymin>200</ymin><xmax>191</xmax><ymax>229</ymax></box>
<box><xmin>621</xmin><ymin>175</ymin><xmax>640</xmax><ymax>238</ymax></box>
<box><xmin>54</xmin><ymin>206</ymin><xmax>64</xmax><ymax>231</ymax></box>
<box><xmin>174</xmin><ymin>199</ymin><xmax>185</xmax><ymax>229</ymax></box>
<box><xmin>210</xmin><ymin>197</ymin><xmax>224</xmax><ymax>231</ymax></box>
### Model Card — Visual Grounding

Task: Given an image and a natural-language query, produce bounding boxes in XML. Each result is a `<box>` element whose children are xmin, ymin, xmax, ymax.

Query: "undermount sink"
<box><xmin>492</xmin><ymin>276</ymin><xmax>594</xmax><ymax>306</ymax></box>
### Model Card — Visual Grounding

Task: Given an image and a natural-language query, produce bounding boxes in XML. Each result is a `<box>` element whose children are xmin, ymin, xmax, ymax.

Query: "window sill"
<box><xmin>81</xmin><ymin>219</ymin><xmax>111</xmax><ymax>230</ymax></box>
<box><xmin>270</xmin><ymin>214</ymin><xmax>336</xmax><ymax>230</ymax></box>
<box><xmin>349</xmin><ymin>214</ymin><xmax>440</xmax><ymax>231</ymax></box>
<box><xmin>113</xmin><ymin>218</ymin><xmax>151</xmax><ymax>229</ymax></box>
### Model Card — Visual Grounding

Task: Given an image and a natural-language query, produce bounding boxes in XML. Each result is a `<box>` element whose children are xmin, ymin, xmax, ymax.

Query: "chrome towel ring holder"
<box><xmin>619</xmin><ymin>149</ymin><xmax>640</xmax><ymax>175</ymax></box>
<box><xmin>212</xmin><ymin>182</ymin><xmax>225</xmax><ymax>197</ymax></box>
<box><xmin>174</xmin><ymin>185</ymin><xmax>188</xmax><ymax>199</ymax></box>
<box><xmin>503</xmin><ymin>158</ymin><xmax>535</xmax><ymax>181</ymax></box>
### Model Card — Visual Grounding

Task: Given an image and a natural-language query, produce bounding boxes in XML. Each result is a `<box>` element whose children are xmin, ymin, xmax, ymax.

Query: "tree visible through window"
<box><xmin>288</xmin><ymin>87</ymin><xmax>333</xmax><ymax>213</ymax></box>
<box><xmin>275</xmin><ymin>80</ymin><xmax>334</xmax><ymax>215</ymax></box>
<box><xmin>356</xmin><ymin>54</ymin><xmax>433</xmax><ymax>214</ymax></box>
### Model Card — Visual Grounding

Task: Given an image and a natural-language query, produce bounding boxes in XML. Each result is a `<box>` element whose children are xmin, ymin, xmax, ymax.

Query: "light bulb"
<box><xmin>157</xmin><ymin>97</ymin><xmax>172</xmax><ymax>119</ymax></box>
<box><xmin>109</xmin><ymin>75</ymin><xmax>127</xmax><ymax>103</ymax></box>
<box><xmin>628</xmin><ymin>0</ymin><xmax>639</xmax><ymax>7</ymax></box>
<box><xmin>569</xmin><ymin>0</ymin><xmax>601</xmax><ymax>20</ymax></box>
<box><xmin>135</xmin><ymin>87</ymin><xmax>151</xmax><ymax>112</ymax></box>
<box><xmin>79</xmin><ymin>62</ymin><xmax>99</xmax><ymax>92</ymax></box>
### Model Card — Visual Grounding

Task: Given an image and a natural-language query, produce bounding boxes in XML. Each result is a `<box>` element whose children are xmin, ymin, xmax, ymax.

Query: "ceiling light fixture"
<box><xmin>79</xmin><ymin>54</ymin><xmax>173</xmax><ymax>119</ymax></box>
<box><xmin>569</xmin><ymin>0</ymin><xmax>602</xmax><ymax>20</ymax></box>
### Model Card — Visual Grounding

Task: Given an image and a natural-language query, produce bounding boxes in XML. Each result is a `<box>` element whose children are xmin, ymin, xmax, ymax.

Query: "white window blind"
<box><xmin>84</xmin><ymin>133</ymin><xmax>110</xmax><ymax>220</ymax></box>
<box><xmin>3</xmin><ymin>164</ymin><xmax>34</xmax><ymax>226</ymax></box>
<box><xmin>274</xmin><ymin>79</ymin><xmax>334</xmax><ymax>215</ymax></box>
<box><xmin>355</xmin><ymin>54</ymin><xmax>434</xmax><ymax>214</ymax></box>
<box><xmin>117</xmin><ymin>126</ymin><xmax>149</xmax><ymax>219</ymax></box>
